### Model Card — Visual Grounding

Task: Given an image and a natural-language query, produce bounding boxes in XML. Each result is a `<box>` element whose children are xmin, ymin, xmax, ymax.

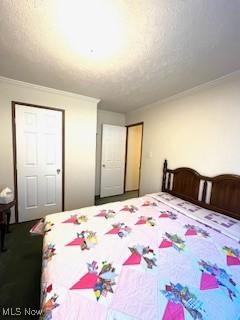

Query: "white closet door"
<box><xmin>15</xmin><ymin>104</ymin><xmax>63</xmax><ymax>222</ymax></box>
<box><xmin>100</xmin><ymin>124</ymin><xmax>126</xmax><ymax>198</ymax></box>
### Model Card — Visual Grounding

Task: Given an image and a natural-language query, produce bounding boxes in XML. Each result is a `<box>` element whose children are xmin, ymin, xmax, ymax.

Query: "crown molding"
<box><xmin>130</xmin><ymin>69</ymin><xmax>240</xmax><ymax>114</ymax></box>
<box><xmin>0</xmin><ymin>76</ymin><xmax>101</xmax><ymax>104</ymax></box>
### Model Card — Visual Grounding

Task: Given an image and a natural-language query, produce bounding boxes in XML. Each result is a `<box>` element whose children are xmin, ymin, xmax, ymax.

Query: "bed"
<box><xmin>39</xmin><ymin>160</ymin><xmax>240</xmax><ymax>320</ymax></box>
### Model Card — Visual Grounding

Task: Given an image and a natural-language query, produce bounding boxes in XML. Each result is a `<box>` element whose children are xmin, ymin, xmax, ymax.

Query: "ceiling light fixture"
<box><xmin>57</xmin><ymin>0</ymin><xmax>125</xmax><ymax>60</ymax></box>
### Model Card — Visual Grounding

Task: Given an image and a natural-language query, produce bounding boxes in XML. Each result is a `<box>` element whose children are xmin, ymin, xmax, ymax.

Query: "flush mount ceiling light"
<box><xmin>57</xmin><ymin>0</ymin><xmax>126</xmax><ymax>60</ymax></box>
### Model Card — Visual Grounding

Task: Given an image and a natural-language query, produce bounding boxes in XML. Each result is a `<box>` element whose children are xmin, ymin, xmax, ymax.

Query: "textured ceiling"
<box><xmin>0</xmin><ymin>0</ymin><xmax>240</xmax><ymax>112</ymax></box>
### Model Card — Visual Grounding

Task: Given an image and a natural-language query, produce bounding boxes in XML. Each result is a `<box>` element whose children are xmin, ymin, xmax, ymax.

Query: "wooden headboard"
<box><xmin>162</xmin><ymin>160</ymin><xmax>240</xmax><ymax>220</ymax></box>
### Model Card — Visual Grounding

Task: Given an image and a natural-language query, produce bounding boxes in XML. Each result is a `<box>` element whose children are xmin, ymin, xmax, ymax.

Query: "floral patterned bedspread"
<box><xmin>40</xmin><ymin>193</ymin><xmax>240</xmax><ymax>320</ymax></box>
<box><xmin>150</xmin><ymin>192</ymin><xmax>240</xmax><ymax>242</ymax></box>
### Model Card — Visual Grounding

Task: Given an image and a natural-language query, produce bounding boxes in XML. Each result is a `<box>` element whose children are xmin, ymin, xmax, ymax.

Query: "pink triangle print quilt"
<box><xmin>39</xmin><ymin>193</ymin><xmax>240</xmax><ymax>320</ymax></box>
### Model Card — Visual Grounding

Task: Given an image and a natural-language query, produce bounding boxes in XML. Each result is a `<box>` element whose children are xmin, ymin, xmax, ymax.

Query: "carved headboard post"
<box><xmin>162</xmin><ymin>159</ymin><xmax>168</xmax><ymax>192</ymax></box>
<box><xmin>201</xmin><ymin>180</ymin><xmax>208</xmax><ymax>202</ymax></box>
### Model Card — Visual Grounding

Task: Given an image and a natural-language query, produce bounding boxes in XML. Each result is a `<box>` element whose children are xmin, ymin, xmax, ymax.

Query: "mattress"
<box><xmin>39</xmin><ymin>192</ymin><xmax>240</xmax><ymax>320</ymax></box>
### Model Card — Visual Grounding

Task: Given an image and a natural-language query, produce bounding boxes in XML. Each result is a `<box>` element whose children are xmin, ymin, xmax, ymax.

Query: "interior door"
<box><xmin>100</xmin><ymin>124</ymin><xmax>126</xmax><ymax>198</ymax></box>
<box><xmin>15</xmin><ymin>104</ymin><xmax>63</xmax><ymax>222</ymax></box>
<box><xmin>125</xmin><ymin>124</ymin><xmax>143</xmax><ymax>191</ymax></box>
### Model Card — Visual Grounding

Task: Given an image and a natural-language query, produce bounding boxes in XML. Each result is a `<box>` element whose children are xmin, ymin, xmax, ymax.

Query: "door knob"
<box><xmin>102</xmin><ymin>164</ymin><xmax>106</xmax><ymax>168</ymax></box>
<box><xmin>57</xmin><ymin>169</ymin><xmax>61</xmax><ymax>174</ymax></box>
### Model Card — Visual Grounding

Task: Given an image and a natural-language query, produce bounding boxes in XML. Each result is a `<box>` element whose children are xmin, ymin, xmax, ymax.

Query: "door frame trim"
<box><xmin>12</xmin><ymin>101</ymin><xmax>65</xmax><ymax>223</ymax></box>
<box><xmin>124</xmin><ymin>122</ymin><xmax>144</xmax><ymax>196</ymax></box>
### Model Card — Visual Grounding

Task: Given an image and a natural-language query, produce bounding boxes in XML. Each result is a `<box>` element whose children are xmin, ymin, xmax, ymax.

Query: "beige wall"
<box><xmin>0</xmin><ymin>77</ymin><xmax>99</xmax><ymax>222</ymax></box>
<box><xmin>126</xmin><ymin>71</ymin><xmax>240</xmax><ymax>196</ymax></box>
<box><xmin>95</xmin><ymin>109</ymin><xmax>125</xmax><ymax>195</ymax></box>
<box><xmin>125</xmin><ymin>125</ymin><xmax>142</xmax><ymax>191</ymax></box>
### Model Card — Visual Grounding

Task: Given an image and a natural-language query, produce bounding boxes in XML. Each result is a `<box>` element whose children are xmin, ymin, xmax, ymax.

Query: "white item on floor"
<box><xmin>30</xmin><ymin>219</ymin><xmax>45</xmax><ymax>236</ymax></box>
<box><xmin>0</xmin><ymin>187</ymin><xmax>14</xmax><ymax>204</ymax></box>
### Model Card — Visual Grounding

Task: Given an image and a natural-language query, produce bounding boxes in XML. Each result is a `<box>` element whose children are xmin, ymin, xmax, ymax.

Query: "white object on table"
<box><xmin>0</xmin><ymin>187</ymin><xmax>14</xmax><ymax>204</ymax></box>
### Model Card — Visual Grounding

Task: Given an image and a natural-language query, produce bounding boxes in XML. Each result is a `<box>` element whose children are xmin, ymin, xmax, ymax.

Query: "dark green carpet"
<box><xmin>0</xmin><ymin>221</ymin><xmax>42</xmax><ymax>319</ymax></box>
<box><xmin>95</xmin><ymin>190</ymin><xmax>138</xmax><ymax>205</ymax></box>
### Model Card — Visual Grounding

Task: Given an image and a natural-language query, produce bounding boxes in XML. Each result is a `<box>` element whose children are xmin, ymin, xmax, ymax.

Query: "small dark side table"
<box><xmin>0</xmin><ymin>200</ymin><xmax>15</xmax><ymax>252</ymax></box>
